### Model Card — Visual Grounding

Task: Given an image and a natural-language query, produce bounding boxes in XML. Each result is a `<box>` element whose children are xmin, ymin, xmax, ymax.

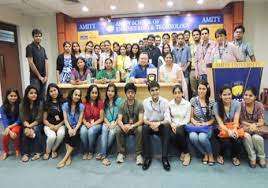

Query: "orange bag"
<box><xmin>218</xmin><ymin>122</ymin><xmax>245</xmax><ymax>138</ymax></box>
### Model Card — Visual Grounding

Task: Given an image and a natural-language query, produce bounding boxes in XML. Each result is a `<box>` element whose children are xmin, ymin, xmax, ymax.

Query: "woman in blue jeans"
<box><xmin>80</xmin><ymin>85</ymin><xmax>104</xmax><ymax>160</ymax></box>
<box><xmin>98</xmin><ymin>83</ymin><xmax>123</xmax><ymax>166</ymax></box>
<box><xmin>189</xmin><ymin>80</ymin><xmax>215</xmax><ymax>165</ymax></box>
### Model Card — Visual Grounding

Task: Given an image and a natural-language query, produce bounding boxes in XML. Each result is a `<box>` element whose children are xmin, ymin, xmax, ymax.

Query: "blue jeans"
<box><xmin>189</xmin><ymin>130</ymin><xmax>212</xmax><ymax>155</ymax></box>
<box><xmin>80</xmin><ymin>124</ymin><xmax>102</xmax><ymax>153</ymax></box>
<box><xmin>22</xmin><ymin>125</ymin><xmax>43</xmax><ymax>155</ymax></box>
<box><xmin>100</xmin><ymin>124</ymin><xmax>117</xmax><ymax>157</ymax></box>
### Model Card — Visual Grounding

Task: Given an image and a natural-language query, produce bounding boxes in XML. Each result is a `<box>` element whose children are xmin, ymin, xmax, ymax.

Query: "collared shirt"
<box><xmin>129</xmin><ymin>63</ymin><xmax>155</xmax><ymax>79</ymax></box>
<box><xmin>211</xmin><ymin>42</ymin><xmax>243</xmax><ymax>63</ymax></box>
<box><xmin>195</xmin><ymin>40</ymin><xmax>216</xmax><ymax>76</ymax></box>
<box><xmin>143</xmin><ymin>96</ymin><xmax>169</xmax><ymax>122</ymax></box>
<box><xmin>26</xmin><ymin>42</ymin><xmax>48</xmax><ymax>78</ymax></box>
<box><xmin>145</xmin><ymin>46</ymin><xmax>162</xmax><ymax>67</ymax></box>
<box><xmin>172</xmin><ymin>45</ymin><xmax>191</xmax><ymax>68</ymax></box>
<box><xmin>233</xmin><ymin>40</ymin><xmax>255</xmax><ymax>61</ymax></box>
<box><xmin>166</xmin><ymin>98</ymin><xmax>191</xmax><ymax>127</ymax></box>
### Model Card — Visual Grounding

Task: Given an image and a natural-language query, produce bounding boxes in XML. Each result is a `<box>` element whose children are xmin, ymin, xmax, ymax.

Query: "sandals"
<box><xmin>249</xmin><ymin>160</ymin><xmax>257</xmax><ymax>168</ymax></box>
<box><xmin>57</xmin><ymin>162</ymin><xmax>66</xmax><ymax>169</ymax></box>
<box><xmin>259</xmin><ymin>159</ymin><xmax>267</xmax><ymax>168</ymax></box>
<box><xmin>182</xmin><ymin>153</ymin><xmax>191</xmax><ymax>166</ymax></box>
<box><xmin>21</xmin><ymin>154</ymin><xmax>29</xmax><ymax>162</ymax></box>
<box><xmin>51</xmin><ymin>152</ymin><xmax>58</xmax><ymax>159</ymax></box>
<box><xmin>179</xmin><ymin>153</ymin><xmax>185</xmax><ymax>161</ymax></box>
<box><xmin>96</xmin><ymin>153</ymin><xmax>104</xmax><ymax>161</ymax></box>
<box><xmin>65</xmin><ymin>157</ymin><xmax>72</xmax><ymax>166</ymax></box>
<box><xmin>0</xmin><ymin>153</ymin><xmax>8</xmax><ymax>160</ymax></box>
<box><xmin>232</xmin><ymin>157</ymin><xmax>240</xmax><ymax>166</ymax></box>
<box><xmin>82</xmin><ymin>153</ymin><xmax>88</xmax><ymax>160</ymax></box>
<box><xmin>31</xmin><ymin>153</ymin><xmax>41</xmax><ymax>161</ymax></box>
<box><xmin>202</xmin><ymin>155</ymin><xmax>208</xmax><ymax>165</ymax></box>
<box><xmin>217</xmin><ymin>156</ymin><xmax>224</xmax><ymax>165</ymax></box>
<box><xmin>43</xmin><ymin>153</ymin><xmax>50</xmax><ymax>160</ymax></box>
<box><xmin>102</xmin><ymin>158</ymin><xmax>111</xmax><ymax>166</ymax></box>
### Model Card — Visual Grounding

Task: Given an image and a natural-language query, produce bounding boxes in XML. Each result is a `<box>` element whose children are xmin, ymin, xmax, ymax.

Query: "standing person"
<box><xmin>20</xmin><ymin>85</ymin><xmax>43</xmax><ymax>162</ymax></box>
<box><xmin>26</xmin><ymin>29</ymin><xmax>48</xmax><ymax>101</ymax></box>
<box><xmin>211</xmin><ymin>28</ymin><xmax>243</xmax><ymax>63</ymax></box>
<box><xmin>138</xmin><ymin>40</ymin><xmax>144</xmax><ymax>51</ymax></box>
<box><xmin>43</xmin><ymin>83</ymin><xmax>65</xmax><ymax>160</ymax></box>
<box><xmin>113</xmin><ymin>42</ymin><xmax>120</xmax><ymax>55</ymax></box>
<box><xmin>167</xmin><ymin>85</ymin><xmax>191</xmax><ymax>166</ymax></box>
<box><xmin>189</xmin><ymin>29</ymin><xmax>201</xmax><ymax>97</ymax></box>
<box><xmin>56</xmin><ymin>41</ymin><xmax>76</xmax><ymax>83</ymax></box>
<box><xmin>70</xmin><ymin>57</ymin><xmax>92</xmax><ymax>85</ymax></box>
<box><xmin>213</xmin><ymin>85</ymin><xmax>242</xmax><ymax>166</ymax></box>
<box><xmin>172</xmin><ymin>33</ymin><xmax>191</xmax><ymax>86</ymax></box>
<box><xmin>126</xmin><ymin>43</ymin><xmax>132</xmax><ymax>56</ymax></box>
<box><xmin>80</xmin><ymin>41</ymin><xmax>98</xmax><ymax>77</ymax></box>
<box><xmin>189</xmin><ymin>80</ymin><xmax>215</xmax><ymax>165</ymax></box>
<box><xmin>184</xmin><ymin>30</ymin><xmax>191</xmax><ymax>46</ymax></box>
<box><xmin>145</xmin><ymin>35</ymin><xmax>161</xmax><ymax>68</ymax></box>
<box><xmin>233</xmin><ymin>25</ymin><xmax>256</xmax><ymax>62</ymax></box>
<box><xmin>0</xmin><ymin>89</ymin><xmax>21</xmax><ymax>160</ymax></box>
<box><xmin>143</xmin><ymin>37</ymin><xmax>148</xmax><ymax>49</ymax></box>
<box><xmin>129</xmin><ymin>43</ymin><xmax>140</xmax><ymax>70</ymax></box>
<box><xmin>142</xmin><ymin>81</ymin><xmax>171</xmax><ymax>171</ymax></box>
<box><xmin>71</xmin><ymin>42</ymin><xmax>81</xmax><ymax>58</ymax></box>
<box><xmin>100</xmin><ymin>41</ymin><xmax>106</xmax><ymax>53</ymax></box>
<box><xmin>99</xmin><ymin>40</ymin><xmax>117</xmax><ymax>70</ymax></box>
<box><xmin>99</xmin><ymin>83</ymin><xmax>123</xmax><ymax>166</ymax></box>
<box><xmin>94</xmin><ymin>44</ymin><xmax>101</xmax><ymax>70</ymax></box>
<box><xmin>116</xmin><ymin>83</ymin><xmax>144</xmax><ymax>165</ymax></box>
<box><xmin>57</xmin><ymin>88</ymin><xmax>84</xmax><ymax>168</ymax></box>
<box><xmin>116</xmin><ymin>45</ymin><xmax>131</xmax><ymax>82</ymax></box>
<box><xmin>155</xmin><ymin>35</ymin><xmax>162</xmax><ymax>49</ymax></box>
<box><xmin>240</xmin><ymin>87</ymin><xmax>266</xmax><ymax>168</ymax></box>
<box><xmin>171</xmin><ymin>32</ymin><xmax>178</xmax><ymax>49</ymax></box>
<box><xmin>195</xmin><ymin>28</ymin><xmax>216</xmax><ymax>82</ymax></box>
<box><xmin>129</xmin><ymin>51</ymin><xmax>155</xmax><ymax>84</ymax></box>
<box><xmin>80</xmin><ymin>85</ymin><xmax>104</xmax><ymax>160</ymax></box>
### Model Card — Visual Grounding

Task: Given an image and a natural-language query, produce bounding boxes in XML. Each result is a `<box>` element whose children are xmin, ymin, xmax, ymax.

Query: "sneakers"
<box><xmin>136</xmin><ymin>155</ymin><xmax>143</xmax><ymax>165</ymax></box>
<box><xmin>116</xmin><ymin>153</ymin><xmax>125</xmax><ymax>163</ymax></box>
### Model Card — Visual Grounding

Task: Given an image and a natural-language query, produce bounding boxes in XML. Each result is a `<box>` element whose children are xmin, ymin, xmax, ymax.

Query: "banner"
<box><xmin>77</xmin><ymin>14</ymin><xmax>223</xmax><ymax>47</ymax></box>
<box><xmin>212</xmin><ymin>62</ymin><xmax>264</xmax><ymax>101</ymax></box>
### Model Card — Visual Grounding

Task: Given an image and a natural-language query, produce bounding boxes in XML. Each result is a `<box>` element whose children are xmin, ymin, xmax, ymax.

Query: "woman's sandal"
<box><xmin>21</xmin><ymin>154</ymin><xmax>29</xmax><ymax>162</ymax></box>
<box><xmin>96</xmin><ymin>153</ymin><xmax>103</xmax><ymax>161</ymax></box>
<box><xmin>217</xmin><ymin>156</ymin><xmax>224</xmax><ymax>165</ymax></box>
<box><xmin>102</xmin><ymin>158</ymin><xmax>111</xmax><ymax>166</ymax></box>
<box><xmin>31</xmin><ymin>153</ymin><xmax>41</xmax><ymax>161</ymax></box>
<box><xmin>232</xmin><ymin>158</ymin><xmax>240</xmax><ymax>166</ymax></box>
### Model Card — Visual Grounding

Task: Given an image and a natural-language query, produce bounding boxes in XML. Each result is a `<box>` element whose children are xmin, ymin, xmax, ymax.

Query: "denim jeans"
<box><xmin>189</xmin><ymin>130</ymin><xmax>212</xmax><ymax>155</ymax></box>
<box><xmin>100</xmin><ymin>124</ymin><xmax>117</xmax><ymax>157</ymax></box>
<box><xmin>80</xmin><ymin>124</ymin><xmax>102</xmax><ymax>153</ymax></box>
<box><xmin>22</xmin><ymin>125</ymin><xmax>43</xmax><ymax>155</ymax></box>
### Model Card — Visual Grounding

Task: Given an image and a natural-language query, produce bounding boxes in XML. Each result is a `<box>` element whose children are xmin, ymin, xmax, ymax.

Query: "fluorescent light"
<box><xmin>197</xmin><ymin>0</ymin><xmax>204</xmax><ymax>5</ymax></box>
<box><xmin>167</xmin><ymin>1</ymin><xmax>174</xmax><ymax>7</ymax></box>
<box><xmin>110</xmin><ymin>5</ymin><xmax>117</xmax><ymax>11</ymax></box>
<box><xmin>82</xmin><ymin>6</ymin><xmax>88</xmax><ymax>12</ymax></box>
<box><xmin>138</xmin><ymin>2</ymin><xmax>144</xmax><ymax>9</ymax></box>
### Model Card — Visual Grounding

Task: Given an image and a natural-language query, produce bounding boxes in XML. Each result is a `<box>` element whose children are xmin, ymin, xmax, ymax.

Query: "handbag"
<box><xmin>218</xmin><ymin>122</ymin><xmax>245</xmax><ymax>138</ymax></box>
<box><xmin>255</xmin><ymin>125</ymin><xmax>268</xmax><ymax>139</ymax></box>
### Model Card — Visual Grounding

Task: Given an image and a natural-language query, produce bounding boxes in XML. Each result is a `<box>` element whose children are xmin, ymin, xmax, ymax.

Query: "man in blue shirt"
<box><xmin>129</xmin><ymin>51</ymin><xmax>155</xmax><ymax>84</ymax></box>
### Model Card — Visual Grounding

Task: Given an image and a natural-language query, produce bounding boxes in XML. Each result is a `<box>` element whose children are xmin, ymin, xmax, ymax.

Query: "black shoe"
<box><xmin>142</xmin><ymin>158</ymin><xmax>152</xmax><ymax>170</ymax></box>
<box><xmin>162</xmin><ymin>157</ymin><xmax>170</xmax><ymax>171</ymax></box>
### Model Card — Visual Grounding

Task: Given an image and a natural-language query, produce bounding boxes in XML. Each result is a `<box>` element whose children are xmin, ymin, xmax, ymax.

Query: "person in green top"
<box><xmin>95</xmin><ymin>58</ymin><xmax>120</xmax><ymax>84</ymax></box>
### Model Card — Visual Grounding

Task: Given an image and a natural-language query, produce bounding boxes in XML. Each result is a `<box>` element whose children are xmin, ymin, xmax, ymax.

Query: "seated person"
<box><xmin>129</xmin><ymin>51</ymin><xmax>155</xmax><ymax>84</ymax></box>
<box><xmin>95</xmin><ymin>58</ymin><xmax>120</xmax><ymax>84</ymax></box>
<box><xmin>70</xmin><ymin>57</ymin><xmax>92</xmax><ymax>85</ymax></box>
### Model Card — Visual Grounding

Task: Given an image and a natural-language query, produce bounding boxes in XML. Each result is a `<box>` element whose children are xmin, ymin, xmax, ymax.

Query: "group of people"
<box><xmin>0</xmin><ymin>80</ymin><xmax>266</xmax><ymax>170</ymax></box>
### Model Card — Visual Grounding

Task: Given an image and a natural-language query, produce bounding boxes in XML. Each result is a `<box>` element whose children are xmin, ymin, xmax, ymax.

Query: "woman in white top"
<box><xmin>99</xmin><ymin>40</ymin><xmax>117</xmax><ymax>70</ymax></box>
<box><xmin>167</xmin><ymin>85</ymin><xmax>191</xmax><ymax>166</ymax></box>
<box><xmin>159</xmin><ymin>52</ymin><xmax>189</xmax><ymax>100</ymax></box>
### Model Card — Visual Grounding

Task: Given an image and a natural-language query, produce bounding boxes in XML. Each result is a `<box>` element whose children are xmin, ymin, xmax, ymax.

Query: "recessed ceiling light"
<box><xmin>110</xmin><ymin>5</ymin><xmax>117</xmax><ymax>11</ymax></box>
<box><xmin>82</xmin><ymin>6</ymin><xmax>88</xmax><ymax>12</ymax></box>
<box><xmin>167</xmin><ymin>1</ymin><xmax>174</xmax><ymax>7</ymax></box>
<box><xmin>197</xmin><ymin>0</ymin><xmax>204</xmax><ymax>5</ymax></box>
<box><xmin>138</xmin><ymin>2</ymin><xmax>144</xmax><ymax>9</ymax></box>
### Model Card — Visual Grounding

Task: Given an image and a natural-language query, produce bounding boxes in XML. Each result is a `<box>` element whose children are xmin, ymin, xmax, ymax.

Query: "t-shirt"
<box><xmin>119</xmin><ymin>100</ymin><xmax>144</xmax><ymax>124</ymax></box>
<box><xmin>213</xmin><ymin>100</ymin><xmax>241</xmax><ymax>123</ymax></box>
<box><xmin>105</xmin><ymin>97</ymin><xmax>123</xmax><ymax>122</ymax></box>
<box><xmin>190</xmin><ymin>97</ymin><xmax>214</xmax><ymax>122</ymax></box>
<box><xmin>96</xmin><ymin>68</ymin><xmax>117</xmax><ymax>80</ymax></box>
<box><xmin>44</xmin><ymin>101</ymin><xmax>64</xmax><ymax>125</ymax></box>
<box><xmin>84</xmin><ymin>100</ymin><xmax>104</xmax><ymax>122</ymax></box>
<box><xmin>26</xmin><ymin>42</ymin><xmax>48</xmax><ymax>79</ymax></box>
<box><xmin>62</xmin><ymin>102</ymin><xmax>85</xmax><ymax>128</ymax></box>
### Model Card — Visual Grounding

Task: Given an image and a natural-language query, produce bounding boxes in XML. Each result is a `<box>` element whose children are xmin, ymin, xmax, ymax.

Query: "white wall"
<box><xmin>244</xmin><ymin>1</ymin><xmax>268</xmax><ymax>91</ymax></box>
<box><xmin>0</xmin><ymin>7</ymin><xmax>58</xmax><ymax>94</ymax></box>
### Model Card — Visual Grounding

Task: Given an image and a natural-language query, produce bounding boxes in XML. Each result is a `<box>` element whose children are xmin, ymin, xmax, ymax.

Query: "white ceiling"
<box><xmin>0</xmin><ymin>0</ymin><xmax>267</xmax><ymax>18</ymax></box>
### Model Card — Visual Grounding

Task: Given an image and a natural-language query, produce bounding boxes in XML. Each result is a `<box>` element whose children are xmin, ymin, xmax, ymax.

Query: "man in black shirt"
<box><xmin>26</xmin><ymin>29</ymin><xmax>48</xmax><ymax>100</ymax></box>
<box><xmin>145</xmin><ymin>34</ymin><xmax>161</xmax><ymax>68</ymax></box>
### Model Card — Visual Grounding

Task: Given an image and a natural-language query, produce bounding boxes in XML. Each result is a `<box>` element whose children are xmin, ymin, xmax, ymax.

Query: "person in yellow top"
<box><xmin>115</xmin><ymin>45</ymin><xmax>131</xmax><ymax>82</ymax></box>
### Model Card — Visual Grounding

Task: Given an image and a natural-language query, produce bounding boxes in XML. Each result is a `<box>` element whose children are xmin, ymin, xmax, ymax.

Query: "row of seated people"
<box><xmin>0</xmin><ymin>81</ymin><xmax>266</xmax><ymax>170</ymax></box>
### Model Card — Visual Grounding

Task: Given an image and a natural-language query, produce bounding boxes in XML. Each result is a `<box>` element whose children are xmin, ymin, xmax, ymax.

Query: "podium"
<box><xmin>207</xmin><ymin>62</ymin><xmax>264</xmax><ymax>100</ymax></box>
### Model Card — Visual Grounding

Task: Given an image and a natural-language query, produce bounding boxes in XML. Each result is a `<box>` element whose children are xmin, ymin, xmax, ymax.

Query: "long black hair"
<box><xmin>22</xmin><ymin>85</ymin><xmax>40</xmax><ymax>116</ymax></box>
<box><xmin>45</xmin><ymin>83</ymin><xmax>64</xmax><ymax>110</ymax></box>
<box><xmin>67</xmin><ymin>88</ymin><xmax>82</xmax><ymax>114</ymax></box>
<box><xmin>104</xmin><ymin>83</ymin><xmax>118</xmax><ymax>109</ymax></box>
<box><xmin>244</xmin><ymin>86</ymin><xmax>258</xmax><ymax>100</ymax></box>
<box><xmin>198</xmin><ymin>80</ymin><xmax>211</xmax><ymax>119</ymax></box>
<box><xmin>74</xmin><ymin>57</ymin><xmax>88</xmax><ymax>74</ymax></box>
<box><xmin>130</xmin><ymin>43</ymin><xmax>140</xmax><ymax>59</ymax></box>
<box><xmin>217</xmin><ymin>84</ymin><xmax>232</xmax><ymax>120</ymax></box>
<box><xmin>3</xmin><ymin>88</ymin><xmax>20</xmax><ymax>119</ymax></box>
<box><xmin>104</xmin><ymin>40</ymin><xmax>114</xmax><ymax>57</ymax></box>
<box><xmin>85</xmin><ymin>84</ymin><xmax>100</xmax><ymax>107</ymax></box>
<box><xmin>71</xmin><ymin>41</ymin><xmax>81</xmax><ymax>55</ymax></box>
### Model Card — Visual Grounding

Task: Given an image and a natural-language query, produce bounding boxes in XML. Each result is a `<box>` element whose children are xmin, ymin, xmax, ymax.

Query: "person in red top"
<box><xmin>80</xmin><ymin>85</ymin><xmax>104</xmax><ymax>161</ymax></box>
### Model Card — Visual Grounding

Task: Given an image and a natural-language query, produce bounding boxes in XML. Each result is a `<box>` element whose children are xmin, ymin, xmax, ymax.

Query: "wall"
<box><xmin>0</xmin><ymin>7</ymin><xmax>58</xmax><ymax>94</ymax></box>
<box><xmin>244</xmin><ymin>1</ymin><xmax>268</xmax><ymax>91</ymax></box>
